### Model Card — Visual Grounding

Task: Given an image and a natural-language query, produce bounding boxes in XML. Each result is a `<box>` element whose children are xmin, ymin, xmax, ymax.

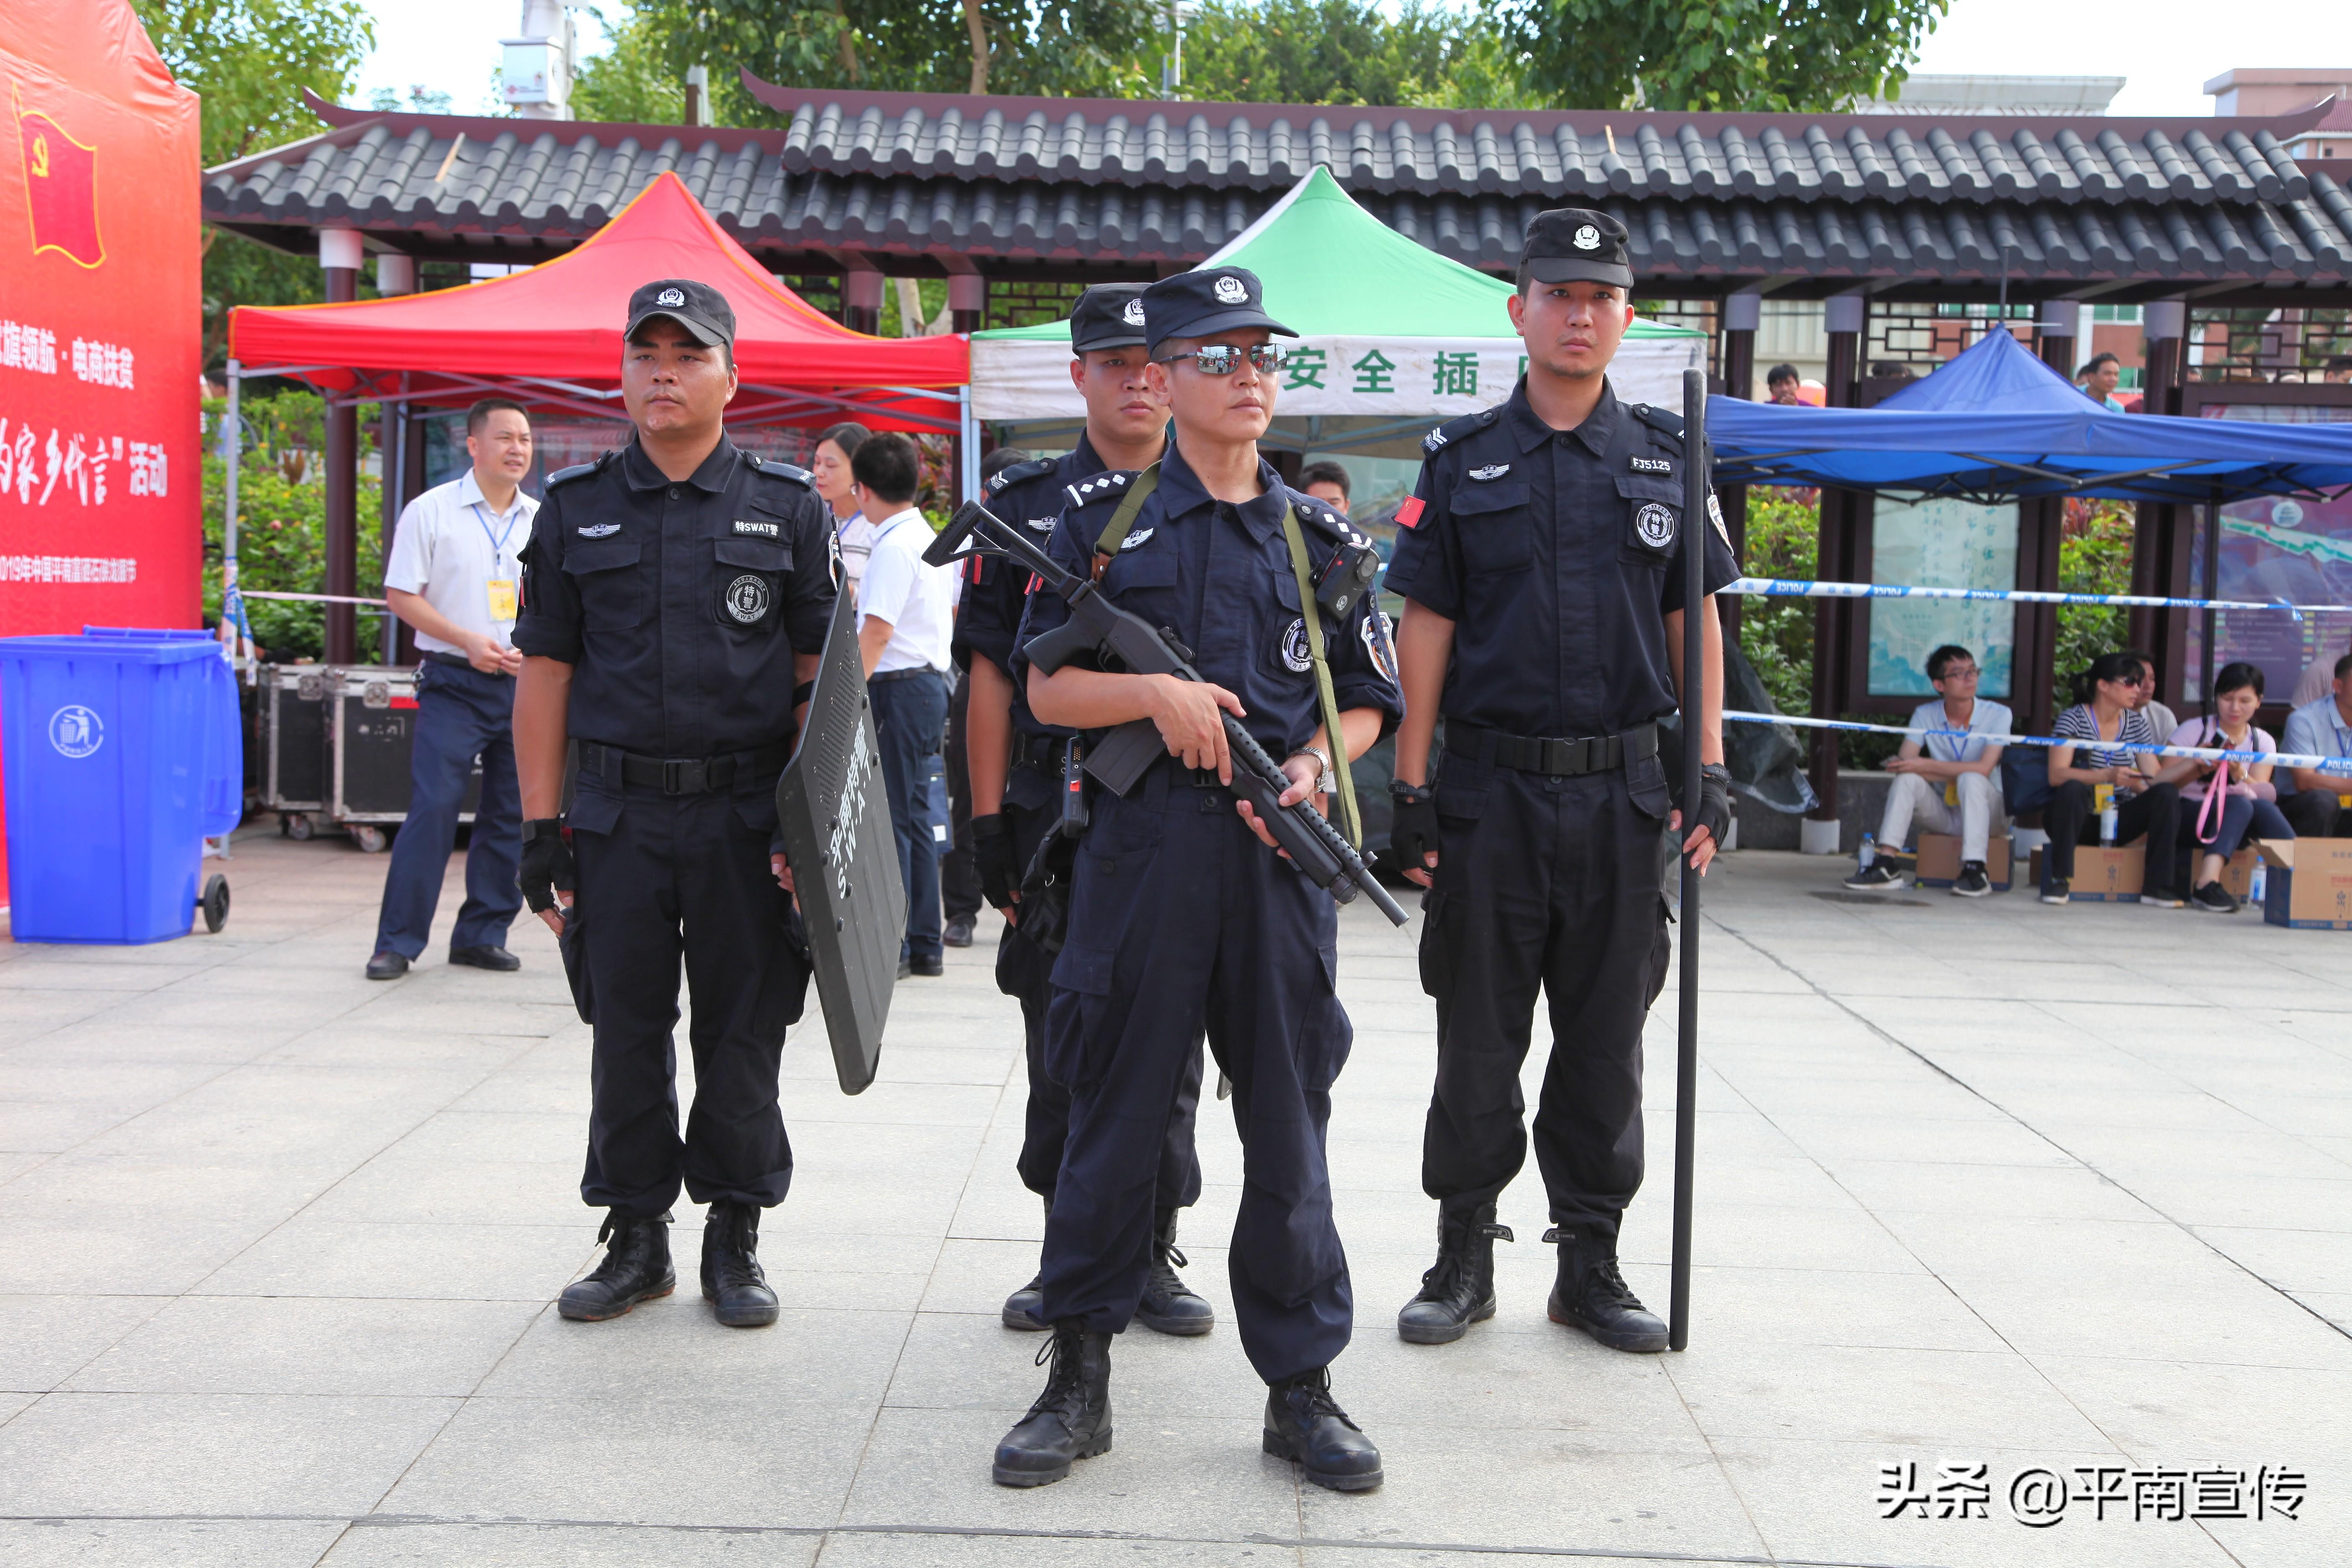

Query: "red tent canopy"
<box><xmin>228</xmin><ymin>173</ymin><xmax>968</xmax><ymax>431</ymax></box>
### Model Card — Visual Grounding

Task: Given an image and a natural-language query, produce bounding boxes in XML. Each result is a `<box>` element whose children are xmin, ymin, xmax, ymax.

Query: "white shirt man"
<box><xmin>856</xmin><ymin>505</ymin><xmax>956</xmax><ymax>676</ymax></box>
<box><xmin>1848</xmin><ymin>646</ymin><xmax>2012</xmax><ymax>896</ymax></box>
<box><xmin>368</xmin><ymin>399</ymin><xmax>537</xmax><ymax>980</ymax></box>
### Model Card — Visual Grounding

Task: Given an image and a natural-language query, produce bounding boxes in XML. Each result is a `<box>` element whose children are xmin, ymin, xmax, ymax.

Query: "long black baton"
<box><xmin>1669</xmin><ymin>366</ymin><xmax>1706</xmax><ymax>1353</ymax></box>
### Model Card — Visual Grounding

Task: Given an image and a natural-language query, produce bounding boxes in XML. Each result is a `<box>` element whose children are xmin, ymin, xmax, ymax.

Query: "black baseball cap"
<box><xmin>624</xmin><ymin>278</ymin><xmax>735</xmax><ymax>348</ymax></box>
<box><xmin>1520</xmin><ymin>209</ymin><xmax>1634</xmax><ymax>289</ymax></box>
<box><xmin>1069</xmin><ymin>283</ymin><xmax>1151</xmax><ymax>353</ymax></box>
<box><xmin>1139</xmin><ymin>266</ymin><xmax>1297</xmax><ymax>353</ymax></box>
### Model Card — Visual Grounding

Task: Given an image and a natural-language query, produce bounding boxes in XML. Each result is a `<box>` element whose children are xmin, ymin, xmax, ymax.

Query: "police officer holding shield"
<box><xmin>993</xmin><ymin>267</ymin><xmax>1402</xmax><ymax>1493</ymax></box>
<box><xmin>512</xmin><ymin>279</ymin><xmax>838</xmax><ymax>1330</ymax></box>
<box><xmin>1384</xmin><ymin>211</ymin><xmax>1735</xmax><ymax>1354</ymax></box>
<box><xmin>962</xmin><ymin>283</ymin><xmax>1212</xmax><ymax>1338</ymax></box>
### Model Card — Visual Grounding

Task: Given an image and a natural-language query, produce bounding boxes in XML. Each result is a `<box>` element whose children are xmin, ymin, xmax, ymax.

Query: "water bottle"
<box><xmin>2099</xmin><ymin>804</ymin><xmax>2117</xmax><ymax>845</ymax></box>
<box><xmin>2249</xmin><ymin>860</ymin><xmax>2267</xmax><ymax>909</ymax></box>
<box><xmin>1857</xmin><ymin>832</ymin><xmax>1876</xmax><ymax>874</ymax></box>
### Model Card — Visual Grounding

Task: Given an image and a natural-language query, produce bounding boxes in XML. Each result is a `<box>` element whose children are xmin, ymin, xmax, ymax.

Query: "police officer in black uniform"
<box><xmin>1384</xmin><ymin>210</ymin><xmax>1735</xmax><ymax>1354</ymax></box>
<box><xmin>990</xmin><ymin>267</ymin><xmax>1402</xmax><ymax>1493</ymax></box>
<box><xmin>511</xmin><ymin>279</ymin><xmax>838</xmax><ymax>1330</ymax></box>
<box><xmin>962</xmin><ymin>284</ymin><xmax>1212</xmax><ymax>1337</ymax></box>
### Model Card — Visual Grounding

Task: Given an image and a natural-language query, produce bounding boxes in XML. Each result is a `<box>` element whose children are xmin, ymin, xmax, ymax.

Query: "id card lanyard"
<box><xmin>474</xmin><ymin>500</ymin><xmax>521</xmax><ymax>624</ymax></box>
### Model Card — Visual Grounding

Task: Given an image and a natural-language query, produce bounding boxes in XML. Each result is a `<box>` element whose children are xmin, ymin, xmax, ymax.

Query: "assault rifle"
<box><xmin>926</xmin><ymin>500</ymin><xmax>1408</xmax><ymax>927</ymax></box>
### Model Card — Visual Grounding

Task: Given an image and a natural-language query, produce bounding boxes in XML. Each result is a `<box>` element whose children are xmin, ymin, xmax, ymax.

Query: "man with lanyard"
<box><xmin>1383</xmin><ymin>209</ymin><xmax>1736</xmax><ymax>1356</ymax></box>
<box><xmin>1845</xmin><ymin>643</ymin><xmax>2011</xmax><ymax>897</ymax></box>
<box><xmin>994</xmin><ymin>267</ymin><xmax>1402</xmax><ymax>1493</ymax></box>
<box><xmin>513</xmin><ymin>280</ymin><xmax>837</xmax><ymax>1328</ymax></box>
<box><xmin>366</xmin><ymin>397</ymin><xmax>537</xmax><ymax>980</ymax></box>
<box><xmin>962</xmin><ymin>284</ymin><xmax>1212</xmax><ymax>1338</ymax></box>
<box><xmin>2282</xmin><ymin>651</ymin><xmax>2352</xmax><ymax>838</ymax></box>
<box><xmin>849</xmin><ymin>432</ymin><xmax>960</xmax><ymax>977</ymax></box>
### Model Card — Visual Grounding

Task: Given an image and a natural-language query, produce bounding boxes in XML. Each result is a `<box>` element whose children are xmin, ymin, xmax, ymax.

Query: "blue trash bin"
<box><xmin>81</xmin><ymin>627</ymin><xmax>242</xmax><ymax>838</ymax></box>
<box><xmin>0</xmin><ymin>635</ymin><xmax>221</xmax><ymax>943</ymax></box>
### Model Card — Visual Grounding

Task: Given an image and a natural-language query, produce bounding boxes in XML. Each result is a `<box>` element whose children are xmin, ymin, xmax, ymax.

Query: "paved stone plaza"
<box><xmin>1</xmin><ymin>828</ymin><xmax>2347</xmax><ymax>1568</ymax></box>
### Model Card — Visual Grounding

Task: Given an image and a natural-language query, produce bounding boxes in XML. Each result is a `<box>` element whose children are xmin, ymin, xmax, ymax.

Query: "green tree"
<box><xmin>572</xmin><ymin>8</ymin><xmax>686</xmax><ymax>122</ymax></box>
<box><xmin>202</xmin><ymin>392</ymin><xmax>383</xmax><ymax>660</ymax></box>
<box><xmin>2053</xmin><ymin>498</ymin><xmax>2137</xmax><ymax>717</ymax></box>
<box><xmin>133</xmin><ymin>0</ymin><xmax>378</xmax><ymax>369</ymax></box>
<box><xmin>1179</xmin><ymin>0</ymin><xmax>1537</xmax><ymax>110</ymax></box>
<box><xmin>1502</xmin><ymin>0</ymin><xmax>1947</xmax><ymax>113</ymax></box>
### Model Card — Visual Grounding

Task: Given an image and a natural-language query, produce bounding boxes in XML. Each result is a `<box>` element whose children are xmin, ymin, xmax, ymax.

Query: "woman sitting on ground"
<box><xmin>2170</xmin><ymin>661</ymin><xmax>2295</xmax><ymax>914</ymax></box>
<box><xmin>2042</xmin><ymin>652</ymin><xmax>2195</xmax><ymax>907</ymax></box>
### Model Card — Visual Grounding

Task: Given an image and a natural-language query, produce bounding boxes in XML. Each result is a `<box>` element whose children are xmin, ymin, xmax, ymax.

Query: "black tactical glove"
<box><xmin>518</xmin><ymin>818</ymin><xmax>575</xmax><ymax>914</ymax></box>
<box><xmin>972</xmin><ymin>813</ymin><xmax>1020</xmax><ymax>911</ymax></box>
<box><xmin>1389</xmin><ymin>778</ymin><xmax>1439</xmax><ymax>877</ymax></box>
<box><xmin>1684</xmin><ymin>763</ymin><xmax>1733</xmax><ymax>858</ymax></box>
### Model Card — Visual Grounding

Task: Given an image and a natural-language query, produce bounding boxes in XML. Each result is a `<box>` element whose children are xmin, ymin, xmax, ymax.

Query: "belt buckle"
<box><xmin>662</xmin><ymin>758</ymin><xmax>707</xmax><ymax>795</ymax></box>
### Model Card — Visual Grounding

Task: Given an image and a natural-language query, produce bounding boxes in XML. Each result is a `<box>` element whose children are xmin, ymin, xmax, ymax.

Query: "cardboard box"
<box><xmin>2257</xmin><ymin>839</ymin><xmax>2352</xmax><ymax>930</ymax></box>
<box><xmin>2215</xmin><ymin>847</ymin><xmax>2259</xmax><ymax>900</ymax></box>
<box><xmin>1915</xmin><ymin>833</ymin><xmax>2013</xmax><ymax>891</ymax></box>
<box><xmin>2028</xmin><ymin>845</ymin><xmax>2144</xmax><ymax>901</ymax></box>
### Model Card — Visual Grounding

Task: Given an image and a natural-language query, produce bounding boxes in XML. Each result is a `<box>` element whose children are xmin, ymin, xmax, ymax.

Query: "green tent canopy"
<box><xmin>969</xmin><ymin>165</ymin><xmax>1704</xmax><ymax>421</ymax></box>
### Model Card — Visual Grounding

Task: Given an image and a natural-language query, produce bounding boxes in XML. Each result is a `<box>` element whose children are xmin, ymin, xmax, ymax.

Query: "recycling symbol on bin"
<box><xmin>48</xmin><ymin>704</ymin><xmax>102</xmax><ymax>759</ymax></box>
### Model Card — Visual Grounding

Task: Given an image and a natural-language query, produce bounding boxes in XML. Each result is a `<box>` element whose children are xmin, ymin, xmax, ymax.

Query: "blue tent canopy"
<box><xmin>1708</xmin><ymin>329</ymin><xmax>2352</xmax><ymax>503</ymax></box>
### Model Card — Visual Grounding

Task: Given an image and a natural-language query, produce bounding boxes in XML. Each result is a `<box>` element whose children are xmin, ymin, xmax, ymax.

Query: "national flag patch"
<box><xmin>1395</xmin><ymin>496</ymin><xmax>1425</xmax><ymax>529</ymax></box>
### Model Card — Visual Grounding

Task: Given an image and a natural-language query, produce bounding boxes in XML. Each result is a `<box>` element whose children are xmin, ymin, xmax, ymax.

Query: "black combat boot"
<box><xmin>557</xmin><ymin>1210</ymin><xmax>675</xmax><ymax>1322</ymax></box>
<box><xmin>1262</xmin><ymin>1366</ymin><xmax>1383</xmax><ymax>1492</ymax></box>
<box><xmin>992</xmin><ymin>1320</ymin><xmax>1114</xmax><ymax>1487</ymax></box>
<box><xmin>1136</xmin><ymin>1207</ymin><xmax>1215</xmax><ymax>1336</ymax></box>
<box><xmin>1395</xmin><ymin>1201</ymin><xmax>1512</xmax><ymax>1344</ymax></box>
<box><xmin>1002</xmin><ymin>1194</ymin><xmax>1051</xmax><ymax>1331</ymax></box>
<box><xmin>1544</xmin><ymin>1225</ymin><xmax>1667</xmax><ymax>1353</ymax></box>
<box><xmin>700</xmin><ymin>1199</ymin><xmax>780</xmax><ymax>1328</ymax></box>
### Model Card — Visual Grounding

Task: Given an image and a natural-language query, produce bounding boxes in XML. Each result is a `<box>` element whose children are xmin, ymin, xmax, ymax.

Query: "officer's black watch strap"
<box><xmin>1280</xmin><ymin>503</ymin><xmax>1363</xmax><ymax>851</ymax></box>
<box><xmin>1093</xmin><ymin>462</ymin><xmax>1162</xmax><ymax>559</ymax></box>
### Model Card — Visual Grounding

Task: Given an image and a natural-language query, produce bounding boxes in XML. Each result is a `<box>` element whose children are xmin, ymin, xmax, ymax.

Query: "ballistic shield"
<box><xmin>775</xmin><ymin>591</ymin><xmax>905</xmax><ymax>1093</ymax></box>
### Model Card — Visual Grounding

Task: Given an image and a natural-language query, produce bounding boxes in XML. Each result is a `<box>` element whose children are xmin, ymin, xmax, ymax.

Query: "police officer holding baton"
<box><xmin>1384</xmin><ymin>211</ymin><xmax>1736</xmax><ymax>1354</ymax></box>
<box><xmin>511</xmin><ymin>279</ymin><xmax>838</xmax><ymax>1330</ymax></box>
<box><xmin>962</xmin><ymin>284</ymin><xmax>1214</xmax><ymax>1337</ymax></box>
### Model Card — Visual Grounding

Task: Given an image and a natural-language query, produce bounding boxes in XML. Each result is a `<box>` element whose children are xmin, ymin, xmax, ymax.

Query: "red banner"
<box><xmin>0</xmin><ymin>0</ymin><xmax>202</xmax><ymax>899</ymax></box>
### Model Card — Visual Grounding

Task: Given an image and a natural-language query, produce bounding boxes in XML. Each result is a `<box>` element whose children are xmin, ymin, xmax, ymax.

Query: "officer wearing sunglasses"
<box><xmin>996</xmin><ymin>266</ymin><xmax>1403</xmax><ymax>1494</ymax></box>
<box><xmin>1383</xmin><ymin>209</ymin><xmax>1738</xmax><ymax>1357</ymax></box>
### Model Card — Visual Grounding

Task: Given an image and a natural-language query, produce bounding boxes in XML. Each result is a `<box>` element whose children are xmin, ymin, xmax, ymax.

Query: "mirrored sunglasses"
<box><xmin>1155</xmin><ymin>343</ymin><xmax>1287</xmax><ymax>376</ymax></box>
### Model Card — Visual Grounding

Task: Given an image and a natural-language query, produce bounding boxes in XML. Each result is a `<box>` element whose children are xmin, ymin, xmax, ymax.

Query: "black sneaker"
<box><xmin>2040</xmin><ymin>877</ymin><xmax>2070</xmax><ymax>906</ymax></box>
<box><xmin>1842</xmin><ymin>863</ymin><xmax>1905</xmax><ymax>892</ymax></box>
<box><xmin>2189</xmin><ymin>881</ymin><xmax>2240</xmax><ymax>914</ymax></box>
<box><xmin>1952</xmin><ymin>862</ymin><xmax>1992</xmax><ymax>898</ymax></box>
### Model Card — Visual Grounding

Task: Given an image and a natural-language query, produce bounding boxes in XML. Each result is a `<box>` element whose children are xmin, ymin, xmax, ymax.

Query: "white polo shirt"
<box><xmin>856</xmin><ymin>507</ymin><xmax>955</xmax><ymax>675</ymax></box>
<box><xmin>383</xmin><ymin>469</ymin><xmax>538</xmax><ymax>654</ymax></box>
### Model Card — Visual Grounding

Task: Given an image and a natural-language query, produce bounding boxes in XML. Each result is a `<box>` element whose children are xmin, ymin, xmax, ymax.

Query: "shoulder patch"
<box><xmin>1062</xmin><ymin>469</ymin><xmax>1137</xmax><ymax>511</ymax></box>
<box><xmin>1631</xmin><ymin>404</ymin><xmax>1687</xmax><ymax>444</ymax></box>
<box><xmin>753</xmin><ymin>457</ymin><xmax>815</xmax><ymax>487</ymax></box>
<box><xmin>547</xmin><ymin>451</ymin><xmax>616</xmax><ymax>488</ymax></box>
<box><xmin>1420</xmin><ymin>407</ymin><xmax>1496</xmax><ymax>456</ymax></box>
<box><xmin>1284</xmin><ymin>490</ymin><xmax>1357</xmax><ymax>546</ymax></box>
<box><xmin>986</xmin><ymin>458</ymin><xmax>1059</xmax><ymax>495</ymax></box>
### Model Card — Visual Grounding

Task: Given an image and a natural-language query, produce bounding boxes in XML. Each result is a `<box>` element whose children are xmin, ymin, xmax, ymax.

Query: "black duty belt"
<box><xmin>1010</xmin><ymin>730</ymin><xmax>1062</xmax><ymax>773</ymax></box>
<box><xmin>870</xmin><ymin>665</ymin><xmax>945</xmax><ymax>685</ymax></box>
<box><xmin>578</xmin><ymin>740</ymin><xmax>792</xmax><ymax>795</ymax></box>
<box><xmin>1447</xmin><ymin>720</ymin><xmax>1658</xmax><ymax>777</ymax></box>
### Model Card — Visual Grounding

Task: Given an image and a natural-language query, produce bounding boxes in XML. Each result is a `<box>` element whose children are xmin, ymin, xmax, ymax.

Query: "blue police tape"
<box><xmin>1724</xmin><ymin>709</ymin><xmax>2352</xmax><ymax>776</ymax></box>
<box><xmin>1729</xmin><ymin>578</ymin><xmax>2348</xmax><ymax>618</ymax></box>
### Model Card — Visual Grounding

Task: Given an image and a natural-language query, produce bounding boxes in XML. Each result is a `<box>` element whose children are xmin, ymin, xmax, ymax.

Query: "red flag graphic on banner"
<box><xmin>13</xmin><ymin>88</ymin><xmax>104</xmax><ymax>268</ymax></box>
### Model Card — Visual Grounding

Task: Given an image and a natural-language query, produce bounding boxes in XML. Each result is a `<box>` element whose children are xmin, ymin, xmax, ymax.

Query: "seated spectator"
<box><xmin>2282</xmin><ymin>651</ymin><xmax>2352</xmax><ymax>838</ymax></box>
<box><xmin>1765</xmin><ymin>364</ymin><xmax>1804</xmax><ymax>405</ymax></box>
<box><xmin>2290</xmin><ymin>631</ymin><xmax>2351</xmax><ymax>710</ymax></box>
<box><xmin>1845</xmin><ymin>644</ymin><xmax>2010</xmax><ymax>897</ymax></box>
<box><xmin>2041</xmin><ymin>652</ymin><xmax>2192</xmax><ymax>907</ymax></box>
<box><xmin>2170</xmin><ymin>663</ymin><xmax>2295</xmax><ymax>914</ymax></box>
<box><xmin>1300</xmin><ymin>460</ymin><xmax>1351</xmax><ymax>516</ymax></box>
<box><xmin>2120</xmin><ymin>647</ymin><xmax>2177</xmax><ymax>741</ymax></box>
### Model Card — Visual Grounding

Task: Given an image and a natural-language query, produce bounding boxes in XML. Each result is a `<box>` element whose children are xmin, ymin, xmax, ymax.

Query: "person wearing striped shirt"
<box><xmin>2040</xmin><ymin>651</ymin><xmax>2195</xmax><ymax>906</ymax></box>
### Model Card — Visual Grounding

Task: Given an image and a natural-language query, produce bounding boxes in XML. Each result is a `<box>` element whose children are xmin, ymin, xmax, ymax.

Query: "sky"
<box><xmin>352</xmin><ymin>0</ymin><xmax>2352</xmax><ymax>121</ymax></box>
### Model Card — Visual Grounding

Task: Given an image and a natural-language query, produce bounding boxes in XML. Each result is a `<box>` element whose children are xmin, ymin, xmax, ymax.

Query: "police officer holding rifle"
<box><xmin>512</xmin><ymin>279</ymin><xmax>838</xmax><ymax>1331</ymax></box>
<box><xmin>1384</xmin><ymin>211</ymin><xmax>1736</xmax><ymax>1354</ymax></box>
<box><xmin>961</xmin><ymin>284</ymin><xmax>1215</xmax><ymax>1337</ymax></box>
<box><xmin>973</xmin><ymin>266</ymin><xmax>1403</xmax><ymax>1492</ymax></box>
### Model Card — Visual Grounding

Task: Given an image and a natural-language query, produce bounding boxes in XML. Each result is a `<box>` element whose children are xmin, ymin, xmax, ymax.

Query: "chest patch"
<box><xmin>724</xmin><ymin>573</ymin><xmax>773</xmax><ymax>624</ymax></box>
<box><xmin>1631</xmin><ymin>456</ymin><xmax>1672</xmax><ymax>474</ymax></box>
<box><xmin>577</xmin><ymin>523</ymin><xmax>621</xmax><ymax>538</ymax></box>
<box><xmin>1024</xmin><ymin>512</ymin><xmax>1057</xmax><ymax>533</ymax></box>
<box><xmin>1280</xmin><ymin>617</ymin><xmax>1313</xmax><ymax>673</ymax></box>
<box><xmin>1118</xmin><ymin>528</ymin><xmax>1155</xmax><ymax>551</ymax></box>
<box><xmin>733</xmin><ymin>519</ymin><xmax>780</xmax><ymax>538</ymax></box>
<box><xmin>1468</xmin><ymin>464</ymin><xmax>1510</xmax><ymax>481</ymax></box>
<box><xmin>1634</xmin><ymin>503</ymin><xmax>1678</xmax><ymax>550</ymax></box>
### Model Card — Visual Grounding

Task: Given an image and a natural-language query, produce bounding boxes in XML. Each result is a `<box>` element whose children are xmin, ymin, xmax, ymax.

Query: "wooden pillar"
<box><xmin>1805</xmin><ymin>297</ymin><xmax>1865</xmax><ymax>839</ymax></box>
<box><xmin>2013</xmin><ymin>498</ymin><xmax>2066</xmax><ymax>736</ymax></box>
<box><xmin>2037</xmin><ymin>298</ymin><xmax>2079</xmax><ymax>381</ymax></box>
<box><xmin>947</xmin><ymin>272</ymin><xmax>985</xmax><ymax>336</ymax></box>
<box><xmin>320</xmin><ymin>229</ymin><xmax>361</xmax><ymax>665</ymax></box>
<box><xmin>2130</xmin><ymin>302</ymin><xmax>2189</xmax><ymax>686</ymax></box>
<box><xmin>841</xmin><ymin>267</ymin><xmax>883</xmax><ymax>335</ymax></box>
<box><xmin>1718</xmin><ymin>291</ymin><xmax>1759</xmax><ymax>646</ymax></box>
